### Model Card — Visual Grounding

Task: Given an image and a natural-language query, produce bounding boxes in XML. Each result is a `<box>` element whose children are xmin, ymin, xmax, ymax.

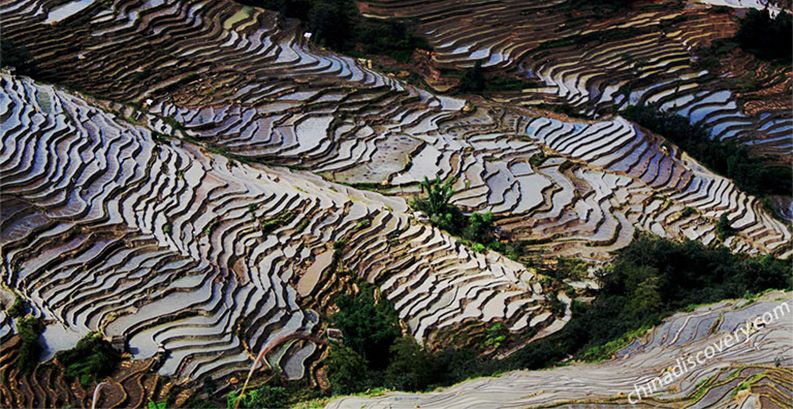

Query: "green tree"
<box><xmin>716</xmin><ymin>213</ymin><xmax>736</xmax><ymax>240</ymax></box>
<box><xmin>332</xmin><ymin>282</ymin><xmax>401</xmax><ymax>369</ymax></box>
<box><xmin>325</xmin><ymin>344</ymin><xmax>370</xmax><ymax>394</ymax></box>
<box><xmin>411</xmin><ymin>177</ymin><xmax>465</xmax><ymax>233</ymax></box>
<box><xmin>736</xmin><ymin>9</ymin><xmax>792</xmax><ymax>61</ymax></box>
<box><xmin>6</xmin><ymin>295</ymin><xmax>26</xmax><ymax>318</ymax></box>
<box><xmin>15</xmin><ymin>315</ymin><xmax>44</xmax><ymax>374</ymax></box>
<box><xmin>55</xmin><ymin>332</ymin><xmax>121</xmax><ymax>385</ymax></box>
<box><xmin>512</xmin><ymin>233</ymin><xmax>791</xmax><ymax>366</ymax></box>
<box><xmin>462</xmin><ymin>212</ymin><xmax>496</xmax><ymax>243</ymax></box>
<box><xmin>307</xmin><ymin>0</ymin><xmax>351</xmax><ymax>51</ymax></box>
<box><xmin>458</xmin><ymin>61</ymin><xmax>485</xmax><ymax>93</ymax></box>
<box><xmin>256</xmin><ymin>0</ymin><xmax>429</xmax><ymax>61</ymax></box>
<box><xmin>629</xmin><ymin>276</ymin><xmax>662</xmax><ymax>316</ymax></box>
<box><xmin>0</xmin><ymin>40</ymin><xmax>37</xmax><ymax>76</ymax></box>
<box><xmin>384</xmin><ymin>337</ymin><xmax>436</xmax><ymax>391</ymax></box>
<box><xmin>414</xmin><ymin>177</ymin><xmax>455</xmax><ymax>216</ymax></box>
<box><xmin>482</xmin><ymin>322</ymin><xmax>508</xmax><ymax>349</ymax></box>
<box><xmin>623</xmin><ymin>103</ymin><xmax>792</xmax><ymax>197</ymax></box>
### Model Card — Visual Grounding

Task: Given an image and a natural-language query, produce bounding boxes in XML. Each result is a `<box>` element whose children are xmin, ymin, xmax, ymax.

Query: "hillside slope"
<box><xmin>328</xmin><ymin>291</ymin><xmax>793</xmax><ymax>408</ymax></box>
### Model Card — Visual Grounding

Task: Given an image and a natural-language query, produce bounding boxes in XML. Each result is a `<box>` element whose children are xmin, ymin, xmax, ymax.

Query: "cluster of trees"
<box><xmin>694</xmin><ymin>38</ymin><xmax>739</xmax><ymax>72</ymax></box>
<box><xmin>623</xmin><ymin>104</ymin><xmax>792</xmax><ymax>198</ymax></box>
<box><xmin>6</xmin><ymin>297</ymin><xmax>120</xmax><ymax>382</ymax></box>
<box><xmin>324</xmin><ymin>232</ymin><xmax>792</xmax><ymax>395</ymax></box>
<box><xmin>219</xmin><ymin>228</ymin><xmax>790</xmax><ymax>402</ymax></box>
<box><xmin>735</xmin><ymin>9</ymin><xmax>792</xmax><ymax>62</ymax></box>
<box><xmin>251</xmin><ymin>0</ymin><xmax>430</xmax><ymax>62</ymax></box>
<box><xmin>455</xmin><ymin>62</ymin><xmax>546</xmax><ymax>94</ymax></box>
<box><xmin>716</xmin><ymin>213</ymin><xmax>737</xmax><ymax>240</ymax></box>
<box><xmin>6</xmin><ymin>294</ymin><xmax>26</xmax><ymax>318</ymax></box>
<box><xmin>511</xmin><ymin>233</ymin><xmax>792</xmax><ymax>367</ymax></box>
<box><xmin>457</xmin><ymin>62</ymin><xmax>486</xmax><ymax>93</ymax></box>
<box><xmin>410</xmin><ymin>177</ymin><xmax>523</xmax><ymax>259</ymax></box>
<box><xmin>15</xmin><ymin>315</ymin><xmax>45</xmax><ymax>374</ymax></box>
<box><xmin>330</xmin><ymin>282</ymin><xmax>400</xmax><ymax>373</ymax></box>
<box><xmin>696</xmin><ymin>9</ymin><xmax>791</xmax><ymax>73</ymax></box>
<box><xmin>0</xmin><ymin>39</ymin><xmax>37</xmax><ymax>76</ymax></box>
<box><xmin>325</xmin><ymin>281</ymin><xmax>506</xmax><ymax>394</ymax></box>
<box><xmin>324</xmin><ymin>282</ymin><xmax>420</xmax><ymax>393</ymax></box>
<box><xmin>55</xmin><ymin>331</ymin><xmax>122</xmax><ymax>385</ymax></box>
<box><xmin>327</xmin><ymin>230</ymin><xmax>793</xmax><ymax>393</ymax></box>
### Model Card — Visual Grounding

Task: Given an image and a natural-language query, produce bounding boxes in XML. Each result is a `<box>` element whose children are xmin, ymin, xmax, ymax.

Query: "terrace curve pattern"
<box><xmin>0</xmin><ymin>74</ymin><xmax>559</xmax><ymax>382</ymax></box>
<box><xmin>0</xmin><ymin>0</ymin><xmax>790</xmax><ymax>387</ymax></box>
<box><xmin>0</xmin><ymin>0</ymin><xmax>788</xmax><ymax>262</ymax></box>
<box><xmin>362</xmin><ymin>0</ymin><xmax>793</xmax><ymax>159</ymax></box>
<box><xmin>328</xmin><ymin>291</ymin><xmax>793</xmax><ymax>408</ymax></box>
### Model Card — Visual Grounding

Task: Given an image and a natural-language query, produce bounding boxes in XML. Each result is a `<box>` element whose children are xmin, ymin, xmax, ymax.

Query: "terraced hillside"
<box><xmin>1</xmin><ymin>72</ymin><xmax>566</xmax><ymax>384</ymax></box>
<box><xmin>361</xmin><ymin>0</ymin><xmax>792</xmax><ymax>160</ymax></box>
<box><xmin>0</xmin><ymin>0</ymin><xmax>791</xmax><ymax>405</ymax></box>
<box><xmin>0</xmin><ymin>0</ymin><xmax>789</xmax><ymax>262</ymax></box>
<box><xmin>328</xmin><ymin>291</ymin><xmax>793</xmax><ymax>408</ymax></box>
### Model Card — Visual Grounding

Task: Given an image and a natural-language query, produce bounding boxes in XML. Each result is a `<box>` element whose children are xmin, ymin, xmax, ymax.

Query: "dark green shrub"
<box><xmin>458</xmin><ymin>61</ymin><xmax>486</xmax><ymax>93</ymax></box>
<box><xmin>7</xmin><ymin>295</ymin><xmax>26</xmax><ymax>318</ymax></box>
<box><xmin>331</xmin><ymin>282</ymin><xmax>400</xmax><ymax>370</ymax></box>
<box><xmin>736</xmin><ymin>9</ymin><xmax>792</xmax><ymax>61</ymax></box>
<box><xmin>325</xmin><ymin>234</ymin><xmax>792</xmax><ymax>394</ymax></box>
<box><xmin>384</xmin><ymin>337</ymin><xmax>436</xmax><ymax>391</ymax></box>
<box><xmin>716</xmin><ymin>213</ymin><xmax>737</xmax><ymax>240</ymax></box>
<box><xmin>325</xmin><ymin>344</ymin><xmax>371</xmax><ymax>394</ymax></box>
<box><xmin>482</xmin><ymin>323</ymin><xmax>507</xmax><ymax>349</ymax></box>
<box><xmin>260</xmin><ymin>210</ymin><xmax>297</xmax><ymax>236</ymax></box>
<box><xmin>411</xmin><ymin>178</ymin><xmax>519</xmax><ymax>258</ymax></box>
<box><xmin>55</xmin><ymin>332</ymin><xmax>121</xmax><ymax>385</ymax></box>
<box><xmin>411</xmin><ymin>177</ymin><xmax>466</xmax><ymax>233</ymax></box>
<box><xmin>15</xmin><ymin>315</ymin><xmax>44</xmax><ymax>374</ymax></box>
<box><xmin>513</xmin><ymin>233</ymin><xmax>791</xmax><ymax>366</ymax></box>
<box><xmin>462</xmin><ymin>212</ymin><xmax>496</xmax><ymax>244</ymax></box>
<box><xmin>253</xmin><ymin>0</ymin><xmax>430</xmax><ymax>61</ymax></box>
<box><xmin>307</xmin><ymin>0</ymin><xmax>351</xmax><ymax>51</ymax></box>
<box><xmin>0</xmin><ymin>40</ymin><xmax>37</xmax><ymax>76</ymax></box>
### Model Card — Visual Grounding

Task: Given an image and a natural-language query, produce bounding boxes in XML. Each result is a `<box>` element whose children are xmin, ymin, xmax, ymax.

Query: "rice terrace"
<box><xmin>0</xmin><ymin>0</ymin><xmax>791</xmax><ymax>408</ymax></box>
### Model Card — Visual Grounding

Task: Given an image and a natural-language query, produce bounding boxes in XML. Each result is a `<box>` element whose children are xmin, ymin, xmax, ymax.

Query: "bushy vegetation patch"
<box><xmin>410</xmin><ymin>177</ymin><xmax>464</xmax><ymax>231</ymax></box>
<box><xmin>251</xmin><ymin>0</ymin><xmax>431</xmax><ymax>62</ymax></box>
<box><xmin>6</xmin><ymin>294</ymin><xmax>27</xmax><ymax>318</ymax></box>
<box><xmin>226</xmin><ymin>385</ymin><xmax>289</xmax><ymax>409</ymax></box>
<box><xmin>271</xmin><ymin>231</ymin><xmax>790</xmax><ymax>401</ymax></box>
<box><xmin>715</xmin><ymin>213</ymin><xmax>737</xmax><ymax>240</ymax></box>
<box><xmin>331</xmin><ymin>282</ymin><xmax>401</xmax><ymax>371</ymax></box>
<box><xmin>456</xmin><ymin>62</ymin><xmax>486</xmax><ymax>93</ymax></box>
<box><xmin>511</xmin><ymin>234</ymin><xmax>792</xmax><ymax>366</ymax></box>
<box><xmin>325</xmin><ymin>234</ymin><xmax>790</xmax><ymax>388</ymax></box>
<box><xmin>411</xmin><ymin>177</ymin><xmax>522</xmax><ymax>259</ymax></box>
<box><xmin>696</xmin><ymin>10</ymin><xmax>790</xmax><ymax>79</ymax></box>
<box><xmin>735</xmin><ymin>9</ymin><xmax>792</xmax><ymax>62</ymax></box>
<box><xmin>623</xmin><ymin>104</ymin><xmax>792</xmax><ymax>197</ymax></box>
<box><xmin>383</xmin><ymin>337</ymin><xmax>437</xmax><ymax>391</ymax></box>
<box><xmin>325</xmin><ymin>282</ymin><xmax>499</xmax><ymax>394</ymax></box>
<box><xmin>0</xmin><ymin>39</ymin><xmax>37</xmax><ymax>76</ymax></box>
<box><xmin>259</xmin><ymin>210</ymin><xmax>298</xmax><ymax>236</ymax></box>
<box><xmin>15</xmin><ymin>315</ymin><xmax>44</xmax><ymax>374</ymax></box>
<box><xmin>454</xmin><ymin>62</ymin><xmax>544</xmax><ymax>94</ymax></box>
<box><xmin>55</xmin><ymin>332</ymin><xmax>121</xmax><ymax>385</ymax></box>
